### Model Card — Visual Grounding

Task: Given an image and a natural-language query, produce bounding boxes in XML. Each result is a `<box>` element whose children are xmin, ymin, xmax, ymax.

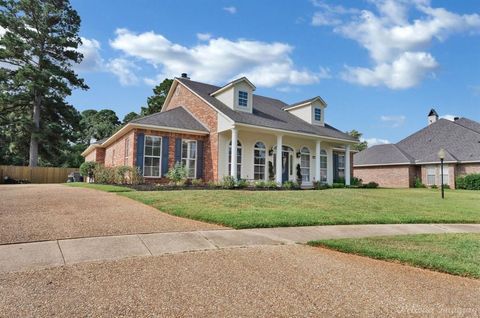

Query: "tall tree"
<box><xmin>346</xmin><ymin>130</ymin><xmax>368</xmax><ymax>151</ymax></box>
<box><xmin>80</xmin><ymin>109</ymin><xmax>120</xmax><ymax>143</ymax></box>
<box><xmin>141</xmin><ymin>78</ymin><xmax>173</xmax><ymax>116</ymax></box>
<box><xmin>123</xmin><ymin>111</ymin><xmax>139</xmax><ymax>124</ymax></box>
<box><xmin>0</xmin><ymin>0</ymin><xmax>88</xmax><ymax>166</ymax></box>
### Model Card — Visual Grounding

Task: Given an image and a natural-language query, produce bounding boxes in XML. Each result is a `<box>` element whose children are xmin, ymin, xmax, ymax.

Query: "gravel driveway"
<box><xmin>0</xmin><ymin>184</ymin><xmax>224</xmax><ymax>244</ymax></box>
<box><xmin>1</xmin><ymin>245</ymin><xmax>478</xmax><ymax>317</ymax></box>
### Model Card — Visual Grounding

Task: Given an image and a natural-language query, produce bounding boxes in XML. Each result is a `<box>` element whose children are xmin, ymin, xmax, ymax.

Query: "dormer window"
<box><xmin>314</xmin><ymin>108</ymin><xmax>322</xmax><ymax>122</ymax></box>
<box><xmin>238</xmin><ymin>91</ymin><xmax>248</xmax><ymax>107</ymax></box>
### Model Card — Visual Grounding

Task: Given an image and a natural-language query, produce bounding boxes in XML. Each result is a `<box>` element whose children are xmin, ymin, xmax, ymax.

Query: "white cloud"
<box><xmin>0</xmin><ymin>26</ymin><xmax>6</xmax><ymax>37</ymax></box>
<box><xmin>440</xmin><ymin>114</ymin><xmax>457</xmax><ymax>121</ymax></box>
<box><xmin>76</xmin><ymin>37</ymin><xmax>104</xmax><ymax>72</ymax></box>
<box><xmin>197</xmin><ymin>33</ymin><xmax>212</xmax><ymax>41</ymax></box>
<box><xmin>106</xmin><ymin>58</ymin><xmax>140</xmax><ymax>86</ymax></box>
<box><xmin>361</xmin><ymin>137</ymin><xmax>390</xmax><ymax>146</ymax></box>
<box><xmin>312</xmin><ymin>0</ymin><xmax>480</xmax><ymax>89</ymax></box>
<box><xmin>380</xmin><ymin>115</ymin><xmax>406</xmax><ymax>127</ymax></box>
<box><xmin>311</xmin><ymin>0</ymin><xmax>359</xmax><ymax>26</ymax></box>
<box><xmin>223</xmin><ymin>6</ymin><xmax>237</xmax><ymax>14</ymax></box>
<box><xmin>110</xmin><ymin>28</ymin><xmax>323</xmax><ymax>87</ymax></box>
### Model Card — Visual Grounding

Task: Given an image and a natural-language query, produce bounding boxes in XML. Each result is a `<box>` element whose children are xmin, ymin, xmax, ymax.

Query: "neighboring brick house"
<box><xmin>82</xmin><ymin>74</ymin><xmax>357</xmax><ymax>185</ymax></box>
<box><xmin>354</xmin><ymin>109</ymin><xmax>480</xmax><ymax>188</ymax></box>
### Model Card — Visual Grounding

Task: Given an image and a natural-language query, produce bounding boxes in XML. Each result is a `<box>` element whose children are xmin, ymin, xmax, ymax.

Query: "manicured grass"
<box><xmin>119</xmin><ymin>188</ymin><xmax>480</xmax><ymax>229</ymax></box>
<box><xmin>66</xmin><ymin>183</ymin><xmax>134</xmax><ymax>192</ymax></box>
<box><xmin>308</xmin><ymin>233</ymin><xmax>480</xmax><ymax>278</ymax></box>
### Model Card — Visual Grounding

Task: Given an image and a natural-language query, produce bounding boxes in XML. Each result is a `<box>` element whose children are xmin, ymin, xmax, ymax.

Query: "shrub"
<box><xmin>167</xmin><ymin>162</ymin><xmax>188</xmax><ymax>186</ymax></box>
<box><xmin>236</xmin><ymin>179</ymin><xmax>248</xmax><ymax>189</ymax></box>
<box><xmin>114</xmin><ymin>166</ymin><xmax>131</xmax><ymax>184</ymax></box>
<box><xmin>94</xmin><ymin>165</ymin><xmax>116</xmax><ymax>184</ymax></box>
<box><xmin>79</xmin><ymin>161</ymin><xmax>97</xmax><ymax>180</ymax></box>
<box><xmin>313</xmin><ymin>181</ymin><xmax>330</xmax><ymax>190</ymax></box>
<box><xmin>296</xmin><ymin>164</ymin><xmax>302</xmax><ymax>185</ymax></box>
<box><xmin>191</xmin><ymin>179</ymin><xmax>204</xmax><ymax>187</ymax></box>
<box><xmin>282</xmin><ymin>180</ymin><xmax>297</xmax><ymax>190</ymax></box>
<box><xmin>334</xmin><ymin>177</ymin><xmax>345</xmax><ymax>184</ymax></box>
<box><xmin>254</xmin><ymin>180</ymin><xmax>267</xmax><ymax>189</ymax></box>
<box><xmin>430</xmin><ymin>184</ymin><xmax>438</xmax><ymax>189</ymax></box>
<box><xmin>414</xmin><ymin>177</ymin><xmax>426</xmax><ymax>188</ymax></box>
<box><xmin>364</xmin><ymin>181</ymin><xmax>379</xmax><ymax>189</ymax></box>
<box><xmin>221</xmin><ymin>176</ymin><xmax>236</xmax><ymax>189</ymax></box>
<box><xmin>443</xmin><ymin>184</ymin><xmax>450</xmax><ymax>189</ymax></box>
<box><xmin>456</xmin><ymin>174</ymin><xmax>480</xmax><ymax>190</ymax></box>
<box><xmin>332</xmin><ymin>183</ymin><xmax>345</xmax><ymax>188</ymax></box>
<box><xmin>266</xmin><ymin>180</ymin><xmax>278</xmax><ymax>189</ymax></box>
<box><xmin>130</xmin><ymin>167</ymin><xmax>144</xmax><ymax>185</ymax></box>
<box><xmin>206</xmin><ymin>180</ymin><xmax>218</xmax><ymax>188</ymax></box>
<box><xmin>351</xmin><ymin>177</ymin><xmax>363</xmax><ymax>187</ymax></box>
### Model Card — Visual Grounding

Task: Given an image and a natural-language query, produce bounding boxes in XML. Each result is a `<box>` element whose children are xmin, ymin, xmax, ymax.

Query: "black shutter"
<box><xmin>161</xmin><ymin>136</ymin><xmax>169</xmax><ymax>177</ymax></box>
<box><xmin>174</xmin><ymin>138</ymin><xmax>182</xmax><ymax>164</ymax></box>
<box><xmin>333</xmin><ymin>153</ymin><xmax>338</xmax><ymax>181</ymax></box>
<box><xmin>136</xmin><ymin>133</ymin><xmax>145</xmax><ymax>175</ymax></box>
<box><xmin>196</xmin><ymin>140</ymin><xmax>204</xmax><ymax>179</ymax></box>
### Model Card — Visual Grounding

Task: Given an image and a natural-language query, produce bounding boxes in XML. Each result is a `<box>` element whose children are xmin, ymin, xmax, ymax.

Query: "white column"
<box><xmin>315</xmin><ymin>140</ymin><xmax>321</xmax><ymax>182</ymax></box>
<box><xmin>345</xmin><ymin>144</ymin><xmax>351</xmax><ymax>186</ymax></box>
<box><xmin>326</xmin><ymin>148</ymin><xmax>333</xmax><ymax>185</ymax></box>
<box><xmin>231</xmin><ymin>128</ymin><xmax>238</xmax><ymax>179</ymax></box>
<box><xmin>275</xmin><ymin>135</ymin><xmax>283</xmax><ymax>185</ymax></box>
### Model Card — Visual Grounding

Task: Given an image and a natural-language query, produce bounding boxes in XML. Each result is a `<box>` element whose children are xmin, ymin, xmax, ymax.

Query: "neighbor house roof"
<box><xmin>176</xmin><ymin>78</ymin><xmax>357</xmax><ymax>142</ymax></box>
<box><xmin>130</xmin><ymin>106</ymin><xmax>208</xmax><ymax>132</ymax></box>
<box><xmin>354</xmin><ymin>118</ymin><xmax>480</xmax><ymax>166</ymax></box>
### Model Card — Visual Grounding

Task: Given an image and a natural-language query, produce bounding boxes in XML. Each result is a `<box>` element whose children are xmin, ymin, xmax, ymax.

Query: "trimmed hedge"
<box><xmin>456</xmin><ymin>174</ymin><xmax>480</xmax><ymax>190</ymax></box>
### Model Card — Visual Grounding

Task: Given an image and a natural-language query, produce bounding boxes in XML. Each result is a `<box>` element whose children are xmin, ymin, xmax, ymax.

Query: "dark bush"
<box><xmin>332</xmin><ymin>183</ymin><xmax>345</xmax><ymax>188</ymax></box>
<box><xmin>456</xmin><ymin>174</ymin><xmax>480</xmax><ymax>190</ymax></box>
<box><xmin>364</xmin><ymin>181</ymin><xmax>379</xmax><ymax>189</ymax></box>
<box><xmin>282</xmin><ymin>180</ymin><xmax>298</xmax><ymax>190</ymax></box>
<box><xmin>79</xmin><ymin>161</ymin><xmax>97</xmax><ymax>179</ymax></box>
<box><xmin>313</xmin><ymin>181</ymin><xmax>330</xmax><ymax>190</ymax></box>
<box><xmin>414</xmin><ymin>177</ymin><xmax>426</xmax><ymax>188</ymax></box>
<box><xmin>236</xmin><ymin>179</ymin><xmax>248</xmax><ymax>189</ymax></box>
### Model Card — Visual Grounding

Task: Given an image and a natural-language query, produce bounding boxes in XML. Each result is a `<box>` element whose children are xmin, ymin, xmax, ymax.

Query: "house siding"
<box><xmin>84</xmin><ymin>148</ymin><xmax>105</xmax><ymax>164</ymax></box>
<box><xmin>354</xmin><ymin>165</ymin><xmax>413</xmax><ymax>188</ymax></box>
<box><xmin>456</xmin><ymin>163</ymin><xmax>480</xmax><ymax>176</ymax></box>
<box><xmin>104</xmin><ymin>130</ymin><xmax>136</xmax><ymax>167</ymax></box>
<box><xmin>164</xmin><ymin>83</ymin><xmax>219</xmax><ymax>181</ymax></box>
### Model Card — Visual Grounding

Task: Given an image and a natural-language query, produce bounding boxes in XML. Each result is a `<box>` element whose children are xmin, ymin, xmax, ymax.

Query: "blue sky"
<box><xmin>69</xmin><ymin>0</ymin><xmax>480</xmax><ymax>145</ymax></box>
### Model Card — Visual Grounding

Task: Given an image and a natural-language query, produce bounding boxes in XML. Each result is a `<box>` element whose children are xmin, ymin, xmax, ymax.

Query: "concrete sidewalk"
<box><xmin>2</xmin><ymin>223</ymin><xmax>479</xmax><ymax>273</ymax></box>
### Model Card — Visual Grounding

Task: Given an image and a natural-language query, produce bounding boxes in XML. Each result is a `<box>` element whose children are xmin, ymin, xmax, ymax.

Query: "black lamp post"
<box><xmin>438</xmin><ymin>148</ymin><xmax>445</xmax><ymax>199</ymax></box>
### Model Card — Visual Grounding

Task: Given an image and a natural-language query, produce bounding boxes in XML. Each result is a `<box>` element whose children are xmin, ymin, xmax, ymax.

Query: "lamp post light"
<box><xmin>438</xmin><ymin>148</ymin><xmax>446</xmax><ymax>199</ymax></box>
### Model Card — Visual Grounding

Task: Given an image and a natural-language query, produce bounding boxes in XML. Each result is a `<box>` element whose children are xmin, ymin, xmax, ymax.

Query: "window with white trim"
<box><xmin>182</xmin><ymin>140</ymin><xmax>197</xmax><ymax>179</ymax></box>
<box><xmin>320</xmin><ymin>149</ymin><xmax>327</xmax><ymax>183</ymax></box>
<box><xmin>124</xmin><ymin>138</ymin><xmax>129</xmax><ymax>165</ymax></box>
<box><xmin>144</xmin><ymin>136</ymin><xmax>162</xmax><ymax>177</ymax></box>
<box><xmin>300</xmin><ymin>147</ymin><xmax>310</xmax><ymax>182</ymax></box>
<box><xmin>228</xmin><ymin>140</ymin><xmax>242</xmax><ymax>179</ymax></box>
<box><xmin>314</xmin><ymin>108</ymin><xmax>322</xmax><ymax>122</ymax></box>
<box><xmin>441</xmin><ymin>164</ymin><xmax>449</xmax><ymax>185</ymax></box>
<box><xmin>254</xmin><ymin>142</ymin><xmax>266</xmax><ymax>180</ymax></box>
<box><xmin>238</xmin><ymin>91</ymin><xmax>248</xmax><ymax>107</ymax></box>
<box><xmin>426</xmin><ymin>166</ymin><xmax>436</xmax><ymax>185</ymax></box>
<box><xmin>337</xmin><ymin>153</ymin><xmax>345</xmax><ymax>178</ymax></box>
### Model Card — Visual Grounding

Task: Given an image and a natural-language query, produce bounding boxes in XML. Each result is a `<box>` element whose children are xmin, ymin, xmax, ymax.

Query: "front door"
<box><xmin>282</xmin><ymin>151</ymin><xmax>289</xmax><ymax>182</ymax></box>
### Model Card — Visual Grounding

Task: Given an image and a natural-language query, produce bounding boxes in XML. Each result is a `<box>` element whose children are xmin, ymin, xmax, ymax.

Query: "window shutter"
<box><xmin>161</xmin><ymin>136</ymin><xmax>169</xmax><ymax>177</ymax></box>
<box><xmin>174</xmin><ymin>138</ymin><xmax>182</xmax><ymax>164</ymax></box>
<box><xmin>333</xmin><ymin>153</ymin><xmax>338</xmax><ymax>181</ymax></box>
<box><xmin>136</xmin><ymin>133</ymin><xmax>145</xmax><ymax>174</ymax></box>
<box><xmin>196</xmin><ymin>140</ymin><xmax>204</xmax><ymax>179</ymax></box>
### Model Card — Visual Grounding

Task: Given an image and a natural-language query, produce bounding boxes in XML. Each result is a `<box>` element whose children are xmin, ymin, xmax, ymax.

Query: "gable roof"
<box><xmin>130</xmin><ymin>106</ymin><xmax>208</xmax><ymax>132</ymax></box>
<box><xmin>428</xmin><ymin>108</ymin><xmax>439</xmax><ymax>117</ymax></box>
<box><xmin>210</xmin><ymin>77</ymin><xmax>256</xmax><ymax>96</ymax></box>
<box><xmin>354</xmin><ymin>117</ymin><xmax>480</xmax><ymax>166</ymax></box>
<box><xmin>176</xmin><ymin>77</ymin><xmax>357</xmax><ymax>142</ymax></box>
<box><xmin>284</xmin><ymin>96</ymin><xmax>327</xmax><ymax>109</ymax></box>
<box><xmin>354</xmin><ymin>144</ymin><xmax>414</xmax><ymax>166</ymax></box>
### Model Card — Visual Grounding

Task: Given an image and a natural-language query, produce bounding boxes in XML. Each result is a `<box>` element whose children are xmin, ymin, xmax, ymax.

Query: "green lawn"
<box><xmin>116</xmin><ymin>188</ymin><xmax>480</xmax><ymax>229</ymax></box>
<box><xmin>66</xmin><ymin>182</ymin><xmax>134</xmax><ymax>193</ymax></box>
<box><xmin>308</xmin><ymin>233</ymin><xmax>480</xmax><ymax>278</ymax></box>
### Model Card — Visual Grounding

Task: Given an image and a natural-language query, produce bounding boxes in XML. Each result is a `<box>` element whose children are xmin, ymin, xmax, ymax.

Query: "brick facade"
<box><xmin>164</xmin><ymin>83</ymin><xmax>219</xmax><ymax>181</ymax></box>
<box><xmin>354</xmin><ymin>165</ymin><xmax>416</xmax><ymax>188</ymax></box>
<box><xmin>104</xmin><ymin>130</ymin><xmax>136</xmax><ymax>167</ymax></box>
<box><xmin>84</xmin><ymin>148</ymin><xmax>105</xmax><ymax>164</ymax></box>
<box><xmin>456</xmin><ymin>163</ymin><xmax>480</xmax><ymax>175</ymax></box>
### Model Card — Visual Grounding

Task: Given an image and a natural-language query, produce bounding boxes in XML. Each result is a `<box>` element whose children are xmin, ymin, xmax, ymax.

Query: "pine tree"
<box><xmin>141</xmin><ymin>78</ymin><xmax>173</xmax><ymax>116</ymax></box>
<box><xmin>0</xmin><ymin>0</ymin><xmax>88</xmax><ymax>166</ymax></box>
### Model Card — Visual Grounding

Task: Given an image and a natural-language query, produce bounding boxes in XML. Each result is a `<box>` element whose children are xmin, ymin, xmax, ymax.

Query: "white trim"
<box><xmin>181</xmin><ymin>139</ymin><xmax>198</xmax><ymax>179</ymax></box>
<box><xmin>143</xmin><ymin>135</ymin><xmax>163</xmax><ymax>178</ymax></box>
<box><xmin>253</xmin><ymin>140</ymin><xmax>267</xmax><ymax>181</ymax></box>
<box><xmin>354</xmin><ymin>163</ymin><xmax>412</xmax><ymax>168</ymax></box>
<box><xmin>210</xmin><ymin>77</ymin><xmax>256</xmax><ymax>96</ymax></box>
<box><xmin>228</xmin><ymin>135</ymin><xmax>243</xmax><ymax>179</ymax></box>
<box><xmin>284</xmin><ymin>96</ymin><xmax>327</xmax><ymax>111</ymax></box>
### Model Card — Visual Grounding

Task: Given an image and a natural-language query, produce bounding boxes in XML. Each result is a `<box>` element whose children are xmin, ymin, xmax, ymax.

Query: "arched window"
<box><xmin>320</xmin><ymin>149</ymin><xmax>327</xmax><ymax>183</ymax></box>
<box><xmin>228</xmin><ymin>140</ymin><xmax>242</xmax><ymax>179</ymax></box>
<box><xmin>253</xmin><ymin>142</ymin><xmax>266</xmax><ymax>180</ymax></box>
<box><xmin>300</xmin><ymin>147</ymin><xmax>310</xmax><ymax>182</ymax></box>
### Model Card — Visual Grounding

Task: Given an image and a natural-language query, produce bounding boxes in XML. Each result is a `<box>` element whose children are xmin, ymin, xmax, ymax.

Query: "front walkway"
<box><xmin>2</xmin><ymin>223</ymin><xmax>479</xmax><ymax>273</ymax></box>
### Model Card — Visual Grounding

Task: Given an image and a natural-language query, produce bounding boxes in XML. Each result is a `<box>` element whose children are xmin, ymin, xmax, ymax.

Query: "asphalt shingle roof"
<box><xmin>354</xmin><ymin>118</ymin><xmax>480</xmax><ymax>166</ymax></box>
<box><xmin>177</xmin><ymin>78</ymin><xmax>356</xmax><ymax>142</ymax></box>
<box><xmin>130</xmin><ymin>107</ymin><xmax>208</xmax><ymax>132</ymax></box>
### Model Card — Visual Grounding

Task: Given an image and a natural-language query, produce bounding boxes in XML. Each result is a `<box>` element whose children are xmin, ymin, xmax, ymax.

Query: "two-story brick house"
<box><xmin>82</xmin><ymin>74</ymin><xmax>357</xmax><ymax>185</ymax></box>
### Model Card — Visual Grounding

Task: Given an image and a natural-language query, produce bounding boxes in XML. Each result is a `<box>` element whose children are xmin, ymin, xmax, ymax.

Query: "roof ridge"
<box><xmin>392</xmin><ymin>144</ymin><xmax>415</xmax><ymax>162</ymax></box>
<box><xmin>130</xmin><ymin>106</ymin><xmax>181</xmax><ymax>123</ymax></box>
<box><xmin>450</xmin><ymin>117</ymin><xmax>480</xmax><ymax>135</ymax></box>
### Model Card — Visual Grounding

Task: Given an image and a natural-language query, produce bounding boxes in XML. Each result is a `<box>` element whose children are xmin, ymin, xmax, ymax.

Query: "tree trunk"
<box><xmin>29</xmin><ymin>92</ymin><xmax>41</xmax><ymax>167</ymax></box>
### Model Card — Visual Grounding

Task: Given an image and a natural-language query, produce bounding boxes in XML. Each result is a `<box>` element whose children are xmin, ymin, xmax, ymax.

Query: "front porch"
<box><xmin>217</xmin><ymin>126</ymin><xmax>354</xmax><ymax>186</ymax></box>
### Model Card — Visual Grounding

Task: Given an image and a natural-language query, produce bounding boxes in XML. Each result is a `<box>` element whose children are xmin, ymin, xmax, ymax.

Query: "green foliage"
<box><xmin>191</xmin><ymin>179</ymin><xmax>204</xmax><ymax>186</ymax></box>
<box><xmin>166</xmin><ymin>162</ymin><xmax>188</xmax><ymax>186</ymax></box>
<box><xmin>268</xmin><ymin>161</ymin><xmax>275</xmax><ymax>181</ymax></box>
<box><xmin>141</xmin><ymin>79</ymin><xmax>174</xmax><ymax>115</ymax></box>
<box><xmin>0</xmin><ymin>0</ymin><xmax>88</xmax><ymax>166</ymax></box>
<box><xmin>332</xmin><ymin>183</ymin><xmax>345</xmax><ymax>188</ymax></box>
<box><xmin>114</xmin><ymin>166</ymin><xmax>132</xmax><ymax>184</ymax></box>
<box><xmin>313</xmin><ymin>181</ymin><xmax>330</xmax><ymax>190</ymax></box>
<box><xmin>351</xmin><ymin>177</ymin><xmax>363</xmax><ymax>186</ymax></box>
<box><xmin>266</xmin><ymin>180</ymin><xmax>278</xmax><ymax>189</ymax></box>
<box><xmin>122</xmin><ymin>112</ymin><xmax>139</xmax><ymax>124</ymax></box>
<box><xmin>414</xmin><ymin>177</ymin><xmax>426</xmax><ymax>188</ymax></box>
<box><xmin>80</xmin><ymin>109</ymin><xmax>120</xmax><ymax>143</ymax></box>
<box><xmin>282</xmin><ymin>180</ymin><xmax>297</xmax><ymax>190</ymax></box>
<box><xmin>430</xmin><ymin>184</ymin><xmax>438</xmax><ymax>189</ymax></box>
<box><xmin>362</xmin><ymin>181</ymin><xmax>379</xmax><ymax>189</ymax></box>
<box><xmin>93</xmin><ymin>165</ymin><xmax>116</xmax><ymax>184</ymax></box>
<box><xmin>236</xmin><ymin>179</ymin><xmax>248</xmax><ymax>189</ymax></box>
<box><xmin>456</xmin><ymin>174</ymin><xmax>480</xmax><ymax>190</ymax></box>
<box><xmin>254</xmin><ymin>181</ymin><xmax>267</xmax><ymax>189</ymax></box>
<box><xmin>221</xmin><ymin>175</ymin><xmax>236</xmax><ymax>189</ymax></box>
<box><xmin>346</xmin><ymin>130</ymin><xmax>368</xmax><ymax>152</ymax></box>
<box><xmin>206</xmin><ymin>180</ymin><xmax>218</xmax><ymax>188</ymax></box>
<box><xmin>334</xmin><ymin>177</ymin><xmax>345</xmax><ymax>184</ymax></box>
<box><xmin>79</xmin><ymin>161</ymin><xmax>97</xmax><ymax>178</ymax></box>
